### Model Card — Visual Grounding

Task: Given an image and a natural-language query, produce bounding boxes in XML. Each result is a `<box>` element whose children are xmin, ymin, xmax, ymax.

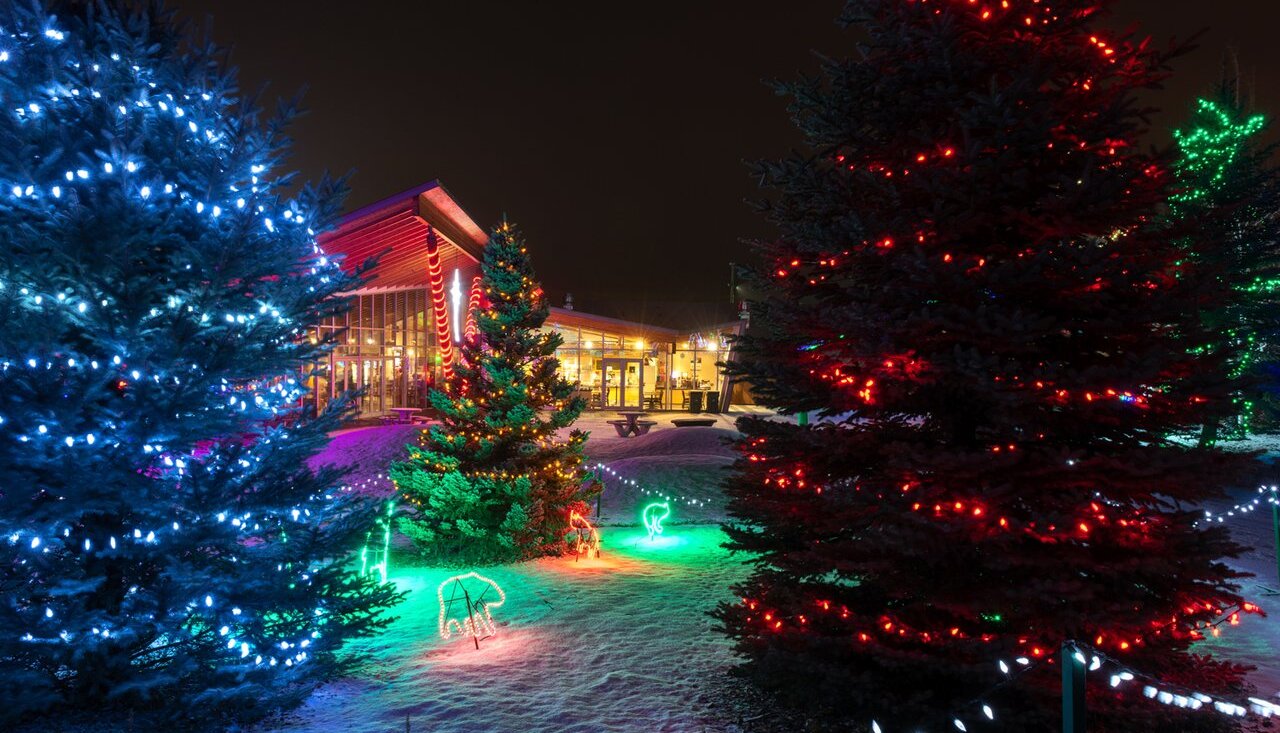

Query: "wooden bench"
<box><xmin>671</xmin><ymin>418</ymin><xmax>716</xmax><ymax>428</ymax></box>
<box><xmin>606</xmin><ymin>420</ymin><xmax>633</xmax><ymax>438</ymax></box>
<box><xmin>634</xmin><ymin>420</ymin><xmax>657</xmax><ymax>436</ymax></box>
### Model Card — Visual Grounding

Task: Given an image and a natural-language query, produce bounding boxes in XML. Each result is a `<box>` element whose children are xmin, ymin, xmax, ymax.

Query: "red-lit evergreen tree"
<box><xmin>719</xmin><ymin>1</ymin><xmax>1261</xmax><ymax>731</ymax></box>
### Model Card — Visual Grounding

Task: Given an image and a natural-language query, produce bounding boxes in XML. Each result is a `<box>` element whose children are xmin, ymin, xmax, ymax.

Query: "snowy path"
<box><xmin>1194</xmin><ymin>494</ymin><xmax>1280</xmax><ymax>696</ymax></box>
<box><xmin>267</xmin><ymin>526</ymin><xmax>749</xmax><ymax>733</ymax></box>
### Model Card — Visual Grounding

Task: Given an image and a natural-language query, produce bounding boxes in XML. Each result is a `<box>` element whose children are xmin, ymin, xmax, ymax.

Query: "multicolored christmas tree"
<box><xmin>719</xmin><ymin>1</ymin><xmax>1261</xmax><ymax>730</ymax></box>
<box><xmin>392</xmin><ymin>222</ymin><xmax>593</xmax><ymax>565</ymax></box>
<box><xmin>0</xmin><ymin>2</ymin><xmax>401</xmax><ymax>729</ymax></box>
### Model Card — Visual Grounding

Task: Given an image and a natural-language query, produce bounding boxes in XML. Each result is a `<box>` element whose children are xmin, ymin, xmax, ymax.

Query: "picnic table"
<box><xmin>607</xmin><ymin>411</ymin><xmax>657</xmax><ymax>438</ymax></box>
<box><xmin>389</xmin><ymin>407</ymin><xmax>422</xmax><ymax>424</ymax></box>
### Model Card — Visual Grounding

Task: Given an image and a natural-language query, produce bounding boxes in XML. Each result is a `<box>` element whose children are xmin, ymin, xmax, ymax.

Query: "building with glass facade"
<box><xmin>546</xmin><ymin>308</ymin><xmax>742</xmax><ymax>412</ymax></box>
<box><xmin>312</xmin><ymin>180</ymin><xmax>745</xmax><ymax>418</ymax></box>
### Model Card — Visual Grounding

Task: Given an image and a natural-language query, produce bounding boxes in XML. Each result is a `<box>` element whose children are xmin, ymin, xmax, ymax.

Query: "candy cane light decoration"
<box><xmin>424</xmin><ymin>226</ymin><xmax>454</xmax><ymax>380</ymax></box>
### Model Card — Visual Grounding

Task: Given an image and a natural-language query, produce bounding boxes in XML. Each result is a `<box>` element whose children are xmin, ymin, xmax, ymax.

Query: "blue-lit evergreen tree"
<box><xmin>0</xmin><ymin>2</ymin><xmax>401</xmax><ymax>729</ymax></box>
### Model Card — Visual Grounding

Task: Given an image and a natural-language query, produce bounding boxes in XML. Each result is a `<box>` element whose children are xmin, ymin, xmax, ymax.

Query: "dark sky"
<box><xmin>168</xmin><ymin>0</ymin><xmax>1279</xmax><ymax>312</ymax></box>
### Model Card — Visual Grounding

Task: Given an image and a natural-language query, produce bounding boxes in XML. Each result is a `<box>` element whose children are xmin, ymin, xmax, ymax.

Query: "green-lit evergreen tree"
<box><xmin>1172</xmin><ymin>80</ymin><xmax>1280</xmax><ymax>442</ymax></box>
<box><xmin>0</xmin><ymin>2</ymin><xmax>401</xmax><ymax>730</ymax></box>
<box><xmin>392</xmin><ymin>222</ymin><xmax>592</xmax><ymax>565</ymax></box>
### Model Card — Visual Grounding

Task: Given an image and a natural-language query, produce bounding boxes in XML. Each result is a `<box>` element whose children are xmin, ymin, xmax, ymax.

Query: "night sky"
<box><xmin>169</xmin><ymin>0</ymin><xmax>1279</xmax><ymax>314</ymax></box>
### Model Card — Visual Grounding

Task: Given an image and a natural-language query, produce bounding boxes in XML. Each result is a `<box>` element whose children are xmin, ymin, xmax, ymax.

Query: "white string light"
<box><xmin>1195</xmin><ymin>484</ymin><xmax>1279</xmax><ymax>526</ymax></box>
<box><xmin>592</xmin><ymin>461</ymin><xmax>711</xmax><ymax>509</ymax></box>
<box><xmin>1080</xmin><ymin>643</ymin><xmax>1280</xmax><ymax>720</ymax></box>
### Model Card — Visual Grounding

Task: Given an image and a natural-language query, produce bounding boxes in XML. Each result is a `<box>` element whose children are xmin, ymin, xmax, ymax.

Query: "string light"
<box><xmin>1196</xmin><ymin>484</ymin><xmax>1278</xmax><ymax>526</ymax></box>
<box><xmin>1172</xmin><ymin>98</ymin><xmax>1267</xmax><ymax>209</ymax></box>
<box><xmin>592</xmin><ymin>462</ymin><xmax>710</xmax><ymax>509</ymax></box>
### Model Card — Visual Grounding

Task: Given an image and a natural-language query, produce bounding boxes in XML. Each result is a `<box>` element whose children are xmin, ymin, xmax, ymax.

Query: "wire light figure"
<box><xmin>568</xmin><ymin>509</ymin><xmax>601</xmax><ymax>559</ymax></box>
<box><xmin>437</xmin><ymin>572</ymin><xmax>506</xmax><ymax>649</ymax></box>
<box><xmin>642</xmin><ymin>501</ymin><xmax>670</xmax><ymax>541</ymax></box>
<box><xmin>359</xmin><ymin>501</ymin><xmax>394</xmax><ymax>585</ymax></box>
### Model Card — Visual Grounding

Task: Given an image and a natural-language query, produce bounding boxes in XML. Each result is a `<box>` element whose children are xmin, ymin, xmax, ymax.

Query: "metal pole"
<box><xmin>590</xmin><ymin>468</ymin><xmax>603</xmax><ymax>520</ymax></box>
<box><xmin>1272</xmin><ymin>501</ymin><xmax>1280</xmax><ymax>590</ymax></box>
<box><xmin>461</xmin><ymin>586</ymin><xmax>479</xmax><ymax>650</ymax></box>
<box><xmin>1062</xmin><ymin>641</ymin><xmax>1086</xmax><ymax>733</ymax></box>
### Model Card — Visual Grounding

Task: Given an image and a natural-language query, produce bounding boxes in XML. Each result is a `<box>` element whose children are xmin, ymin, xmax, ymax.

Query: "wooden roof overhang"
<box><xmin>318</xmin><ymin>180</ymin><xmax>486</xmax><ymax>292</ymax></box>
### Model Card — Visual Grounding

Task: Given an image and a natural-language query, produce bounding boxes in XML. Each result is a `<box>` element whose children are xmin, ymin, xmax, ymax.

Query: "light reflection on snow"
<box><xmin>422</xmin><ymin>626</ymin><xmax>548</xmax><ymax>668</ymax></box>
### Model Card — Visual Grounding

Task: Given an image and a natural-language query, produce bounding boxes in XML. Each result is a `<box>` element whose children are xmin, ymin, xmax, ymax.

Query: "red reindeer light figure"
<box><xmin>568</xmin><ymin>509</ymin><xmax>601</xmax><ymax>560</ymax></box>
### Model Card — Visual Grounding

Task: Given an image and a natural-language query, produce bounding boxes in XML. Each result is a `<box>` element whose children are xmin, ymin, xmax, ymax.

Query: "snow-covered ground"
<box><xmin>285</xmin><ymin>419</ymin><xmax>1280</xmax><ymax>731</ymax></box>
<box><xmin>1189</xmin><ymin>435</ymin><xmax>1280</xmax><ymax>705</ymax></box>
<box><xmin>275</xmin><ymin>414</ymin><xmax>752</xmax><ymax>732</ymax></box>
<box><xmin>272</xmin><ymin>526</ymin><xmax>749</xmax><ymax>733</ymax></box>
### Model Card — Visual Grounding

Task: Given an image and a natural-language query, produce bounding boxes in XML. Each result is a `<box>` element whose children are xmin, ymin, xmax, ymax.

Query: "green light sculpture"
<box><xmin>359</xmin><ymin>501</ymin><xmax>395</xmax><ymax>585</ymax></box>
<box><xmin>642</xmin><ymin>501</ymin><xmax>670</xmax><ymax>541</ymax></box>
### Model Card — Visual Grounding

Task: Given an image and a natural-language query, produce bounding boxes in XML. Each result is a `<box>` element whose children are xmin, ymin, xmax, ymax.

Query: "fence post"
<box><xmin>1272</xmin><ymin>501</ymin><xmax>1280</xmax><ymax>590</ymax></box>
<box><xmin>1063</xmin><ymin>641</ymin><xmax>1086</xmax><ymax>733</ymax></box>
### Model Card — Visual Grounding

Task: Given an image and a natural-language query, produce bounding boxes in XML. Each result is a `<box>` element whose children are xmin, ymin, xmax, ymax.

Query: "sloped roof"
<box><xmin>318</xmin><ymin>181</ymin><xmax>486</xmax><ymax>290</ymax></box>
